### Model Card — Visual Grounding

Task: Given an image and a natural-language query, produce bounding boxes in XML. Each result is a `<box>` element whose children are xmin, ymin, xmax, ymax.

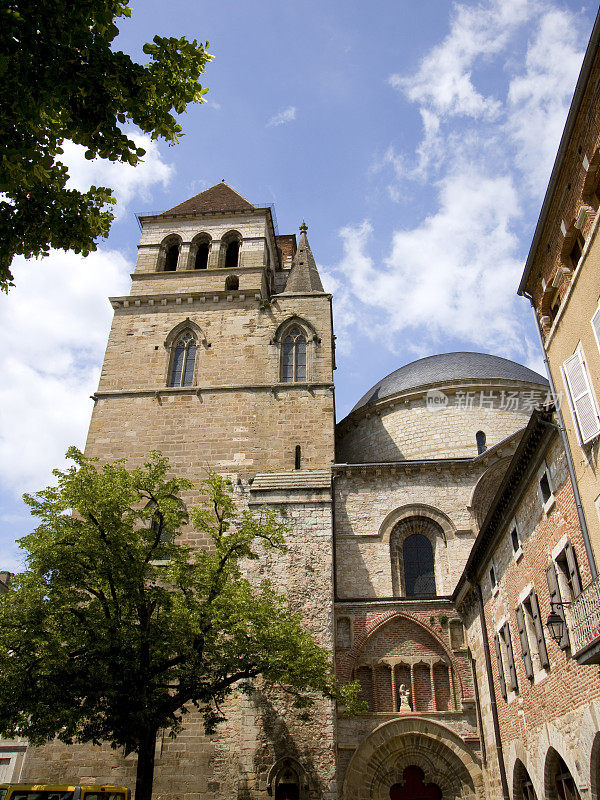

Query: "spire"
<box><xmin>284</xmin><ymin>222</ymin><xmax>324</xmax><ymax>293</ymax></box>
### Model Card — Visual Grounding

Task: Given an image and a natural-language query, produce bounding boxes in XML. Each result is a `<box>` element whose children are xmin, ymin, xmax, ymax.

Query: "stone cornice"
<box><xmin>130</xmin><ymin>266</ymin><xmax>265</xmax><ymax>278</ymax></box>
<box><xmin>93</xmin><ymin>382</ymin><xmax>335</xmax><ymax>400</ymax></box>
<box><xmin>109</xmin><ymin>290</ymin><xmax>262</xmax><ymax>309</ymax></box>
<box><xmin>332</xmin><ymin>431</ymin><xmax>520</xmax><ymax>476</ymax></box>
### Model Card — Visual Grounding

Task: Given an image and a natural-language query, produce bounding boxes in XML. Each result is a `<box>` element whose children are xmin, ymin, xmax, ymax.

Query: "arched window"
<box><xmin>403</xmin><ymin>534</ymin><xmax>436</xmax><ymax>597</ymax></box>
<box><xmin>225</xmin><ymin>274</ymin><xmax>239</xmax><ymax>290</ymax></box>
<box><xmin>225</xmin><ymin>240</ymin><xmax>239</xmax><ymax>269</ymax></box>
<box><xmin>476</xmin><ymin>430</ymin><xmax>487</xmax><ymax>454</ymax></box>
<box><xmin>282</xmin><ymin>326</ymin><xmax>307</xmax><ymax>382</ymax></box>
<box><xmin>164</xmin><ymin>243</ymin><xmax>179</xmax><ymax>271</ymax></box>
<box><xmin>195</xmin><ymin>242</ymin><xmax>209</xmax><ymax>269</ymax></box>
<box><xmin>169</xmin><ymin>332</ymin><xmax>197</xmax><ymax>387</ymax></box>
<box><xmin>390</xmin><ymin>517</ymin><xmax>440</xmax><ymax>597</ymax></box>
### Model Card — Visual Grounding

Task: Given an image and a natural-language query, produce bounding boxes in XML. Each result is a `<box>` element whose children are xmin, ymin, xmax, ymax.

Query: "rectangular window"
<box><xmin>570</xmin><ymin>232</ymin><xmax>585</xmax><ymax>269</ymax></box>
<box><xmin>555</xmin><ymin>540</ymin><xmax>582</xmax><ymax>600</ymax></box>
<box><xmin>489</xmin><ymin>564</ymin><xmax>497</xmax><ymax>594</ymax></box>
<box><xmin>495</xmin><ymin>622</ymin><xmax>518</xmax><ymax>701</ymax></box>
<box><xmin>511</xmin><ymin>526</ymin><xmax>520</xmax><ymax>553</ymax></box>
<box><xmin>537</xmin><ymin>462</ymin><xmax>555</xmax><ymax>512</ymax></box>
<box><xmin>592</xmin><ymin>303</ymin><xmax>600</xmax><ymax>354</ymax></box>
<box><xmin>561</xmin><ymin>346</ymin><xmax>600</xmax><ymax>444</ymax></box>
<box><xmin>516</xmin><ymin>591</ymin><xmax>549</xmax><ymax>680</ymax></box>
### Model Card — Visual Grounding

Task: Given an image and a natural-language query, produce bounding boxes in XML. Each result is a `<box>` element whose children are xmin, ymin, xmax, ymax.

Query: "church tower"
<box><xmin>21</xmin><ymin>183</ymin><xmax>339</xmax><ymax>799</ymax></box>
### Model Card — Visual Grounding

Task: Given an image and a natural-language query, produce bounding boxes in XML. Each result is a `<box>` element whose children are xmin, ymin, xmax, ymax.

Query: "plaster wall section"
<box><xmin>521</xmin><ymin>47</ymin><xmax>600</xmax><ymax>572</ymax></box>
<box><xmin>336</xmin><ymin>383</ymin><xmax>540</xmax><ymax>463</ymax></box>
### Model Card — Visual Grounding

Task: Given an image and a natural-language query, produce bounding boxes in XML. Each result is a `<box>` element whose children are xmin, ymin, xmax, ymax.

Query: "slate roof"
<box><xmin>161</xmin><ymin>182</ymin><xmax>256</xmax><ymax>216</ymax></box>
<box><xmin>284</xmin><ymin>223</ymin><xmax>324</xmax><ymax>293</ymax></box>
<box><xmin>351</xmin><ymin>352</ymin><xmax>548</xmax><ymax>412</ymax></box>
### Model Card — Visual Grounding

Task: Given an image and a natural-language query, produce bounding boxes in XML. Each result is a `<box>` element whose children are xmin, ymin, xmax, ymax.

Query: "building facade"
<box><xmin>13</xmin><ymin>13</ymin><xmax>600</xmax><ymax>798</ymax></box>
<box><xmin>518</xmin><ymin>8</ymin><xmax>600</xmax><ymax>665</ymax></box>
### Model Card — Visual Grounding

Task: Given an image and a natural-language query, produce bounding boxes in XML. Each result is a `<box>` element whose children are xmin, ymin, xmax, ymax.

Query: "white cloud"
<box><xmin>267</xmin><ymin>106</ymin><xmax>297</xmax><ymax>127</ymax></box>
<box><xmin>61</xmin><ymin>131</ymin><xmax>174</xmax><ymax>219</ymax></box>
<box><xmin>389</xmin><ymin>0</ymin><xmax>533</xmax><ymax>121</ymax></box>
<box><xmin>330</xmin><ymin>0</ymin><xmax>588</xmax><ymax>369</ymax></box>
<box><xmin>329</xmin><ymin>167</ymin><xmax>525</xmax><ymax>357</ymax></box>
<box><xmin>0</xmin><ymin>249</ymin><xmax>131</xmax><ymax>496</ymax></box>
<box><xmin>506</xmin><ymin>8</ymin><xmax>584</xmax><ymax>195</ymax></box>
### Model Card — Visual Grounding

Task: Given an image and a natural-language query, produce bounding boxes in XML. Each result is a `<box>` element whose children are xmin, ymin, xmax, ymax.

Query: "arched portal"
<box><xmin>342</xmin><ymin>717</ymin><xmax>482</xmax><ymax>800</ymax></box>
<box><xmin>545</xmin><ymin>748</ymin><xmax>582</xmax><ymax>800</ymax></box>
<box><xmin>390</xmin><ymin>765</ymin><xmax>442</xmax><ymax>800</ymax></box>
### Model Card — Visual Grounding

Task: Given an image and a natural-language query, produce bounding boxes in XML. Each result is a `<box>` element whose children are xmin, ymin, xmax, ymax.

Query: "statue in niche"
<box><xmin>398</xmin><ymin>684</ymin><xmax>412</xmax><ymax>713</ymax></box>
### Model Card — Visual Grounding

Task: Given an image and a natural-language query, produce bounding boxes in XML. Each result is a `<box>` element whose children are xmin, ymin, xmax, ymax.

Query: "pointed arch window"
<box><xmin>169</xmin><ymin>332</ymin><xmax>197</xmax><ymax>387</ymax></box>
<box><xmin>281</xmin><ymin>326</ymin><xmax>307</xmax><ymax>382</ymax></box>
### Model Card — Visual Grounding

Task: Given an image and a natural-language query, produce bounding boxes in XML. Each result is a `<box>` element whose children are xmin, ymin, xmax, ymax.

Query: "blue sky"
<box><xmin>0</xmin><ymin>0</ymin><xmax>597</xmax><ymax>570</ymax></box>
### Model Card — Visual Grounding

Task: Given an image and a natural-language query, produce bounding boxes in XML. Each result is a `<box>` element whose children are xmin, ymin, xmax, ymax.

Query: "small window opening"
<box><xmin>539</xmin><ymin>472</ymin><xmax>552</xmax><ymax>505</ymax></box>
<box><xmin>510</xmin><ymin>526</ymin><xmax>520</xmax><ymax>554</ymax></box>
<box><xmin>225</xmin><ymin>240</ymin><xmax>240</xmax><ymax>269</ymax></box>
<box><xmin>336</xmin><ymin>617</ymin><xmax>351</xmax><ymax>648</ymax></box>
<box><xmin>225</xmin><ymin>274</ymin><xmax>239</xmax><ymax>291</ymax></box>
<box><xmin>489</xmin><ymin>565</ymin><xmax>497</xmax><ymax>589</ymax></box>
<box><xmin>164</xmin><ymin>244</ymin><xmax>179</xmax><ymax>271</ymax></box>
<box><xmin>476</xmin><ymin>430</ymin><xmax>487</xmax><ymax>454</ymax></box>
<box><xmin>449</xmin><ymin>620</ymin><xmax>465</xmax><ymax>650</ymax></box>
<box><xmin>195</xmin><ymin>242</ymin><xmax>209</xmax><ymax>269</ymax></box>
<box><xmin>294</xmin><ymin>445</ymin><xmax>301</xmax><ymax>470</ymax></box>
<box><xmin>570</xmin><ymin>232</ymin><xmax>585</xmax><ymax>269</ymax></box>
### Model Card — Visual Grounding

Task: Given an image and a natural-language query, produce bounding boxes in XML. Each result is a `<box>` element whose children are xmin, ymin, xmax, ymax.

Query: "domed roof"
<box><xmin>351</xmin><ymin>352</ymin><xmax>548</xmax><ymax>413</ymax></box>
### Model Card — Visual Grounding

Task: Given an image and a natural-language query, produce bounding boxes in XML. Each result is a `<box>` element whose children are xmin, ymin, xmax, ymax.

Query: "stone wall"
<box><xmin>336</xmin><ymin>383</ymin><xmax>542</xmax><ymax>463</ymax></box>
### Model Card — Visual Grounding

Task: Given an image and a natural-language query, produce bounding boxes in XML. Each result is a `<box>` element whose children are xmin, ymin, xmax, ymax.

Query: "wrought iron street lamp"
<box><xmin>546</xmin><ymin>601</ymin><xmax>571</xmax><ymax>645</ymax></box>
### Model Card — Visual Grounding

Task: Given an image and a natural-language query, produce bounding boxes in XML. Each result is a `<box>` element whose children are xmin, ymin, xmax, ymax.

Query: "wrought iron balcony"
<box><xmin>566</xmin><ymin>577</ymin><xmax>600</xmax><ymax>664</ymax></box>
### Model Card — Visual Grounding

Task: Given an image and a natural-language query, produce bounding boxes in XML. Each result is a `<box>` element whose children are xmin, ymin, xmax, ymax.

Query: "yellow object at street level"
<box><xmin>0</xmin><ymin>784</ymin><xmax>130</xmax><ymax>800</ymax></box>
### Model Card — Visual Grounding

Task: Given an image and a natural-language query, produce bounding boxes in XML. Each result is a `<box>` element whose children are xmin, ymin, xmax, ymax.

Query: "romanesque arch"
<box><xmin>342</xmin><ymin>717</ymin><xmax>483</xmax><ymax>800</ymax></box>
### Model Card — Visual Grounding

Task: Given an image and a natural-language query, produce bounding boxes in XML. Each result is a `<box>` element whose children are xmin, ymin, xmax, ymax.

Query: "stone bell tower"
<box><xmin>20</xmin><ymin>182</ymin><xmax>340</xmax><ymax>799</ymax></box>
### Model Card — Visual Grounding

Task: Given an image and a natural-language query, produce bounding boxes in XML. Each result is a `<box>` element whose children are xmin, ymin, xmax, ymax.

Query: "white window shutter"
<box><xmin>592</xmin><ymin>305</ymin><xmax>600</xmax><ymax>353</ymax></box>
<box><xmin>563</xmin><ymin>349</ymin><xmax>600</xmax><ymax>444</ymax></box>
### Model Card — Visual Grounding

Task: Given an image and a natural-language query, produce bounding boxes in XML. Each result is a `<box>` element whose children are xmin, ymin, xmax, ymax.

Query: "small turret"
<box><xmin>284</xmin><ymin>221</ymin><xmax>324</xmax><ymax>293</ymax></box>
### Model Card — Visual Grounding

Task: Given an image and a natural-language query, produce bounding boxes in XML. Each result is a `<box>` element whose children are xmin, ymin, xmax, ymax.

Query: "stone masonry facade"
<box><xmin>15</xmin><ymin>170</ymin><xmax>600</xmax><ymax>800</ymax></box>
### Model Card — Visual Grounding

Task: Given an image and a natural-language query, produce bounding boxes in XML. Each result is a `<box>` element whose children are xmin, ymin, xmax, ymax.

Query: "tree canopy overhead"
<box><xmin>0</xmin><ymin>450</ymin><xmax>360</xmax><ymax>800</ymax></box>
<box><xmin>0</xmin><ymin>1</ymin><xmax>212</xmax><ymax>291</ymax></box>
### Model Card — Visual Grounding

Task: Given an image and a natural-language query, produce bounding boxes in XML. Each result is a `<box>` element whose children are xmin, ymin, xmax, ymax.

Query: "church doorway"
<box><xmin>389</xmin><ymin>766</ymin><xmax>442</xmax><ymax>800</ymax></box>
<box><xmin>275</xmin><ymin>784</ymin><xmax>299</xmax><ymax>800</ymax></box>
<box><xmin>274</xmin><ymin>763</ymin><xmax>301</xmax><ymax>800</ymax></box>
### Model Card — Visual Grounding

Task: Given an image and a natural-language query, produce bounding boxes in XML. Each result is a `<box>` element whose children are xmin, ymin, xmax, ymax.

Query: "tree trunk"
<box><xmin>135</xmin><ymin>727</ymin><xmax>157</xmax><ymax>800</ymax></box>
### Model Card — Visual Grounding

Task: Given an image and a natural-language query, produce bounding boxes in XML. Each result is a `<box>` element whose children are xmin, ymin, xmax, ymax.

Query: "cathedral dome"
<box><xmin>351</xmin><ymin>352</ymin><xmax>547</xmax><ymax>413</ymax></box>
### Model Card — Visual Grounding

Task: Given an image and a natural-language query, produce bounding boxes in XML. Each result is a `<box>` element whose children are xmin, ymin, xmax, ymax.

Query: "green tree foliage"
<box><xmin>0</xmin><ymin>450</ymin><xmax>361</xmax><ymax>800</ymax></box>
<box><xmin>0</xmin><ymin>1</ymin><xmax>212</xmax><ymax>291</ymax></box>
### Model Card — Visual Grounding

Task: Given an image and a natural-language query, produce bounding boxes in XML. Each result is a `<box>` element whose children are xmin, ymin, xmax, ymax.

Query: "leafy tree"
<box><xmin>0</xmin><ymin>450</ymin><xmax>361</xmax><ymax>800</ymax></box>
<box><xmin>0</xmin><ymin>1</ymin><xmax>212</xmax><ymax>291</ymax></box>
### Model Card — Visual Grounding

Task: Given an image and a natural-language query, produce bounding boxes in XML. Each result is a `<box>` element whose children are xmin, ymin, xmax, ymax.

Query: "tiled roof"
<box><xmin>352</xmin><ymin>352</ymin><xmax>548</xmax><ymax>412</ymax></box>
<box><xmin>161</xmin><ymin>182</ymin><xmax>256</xmax><ymax>216</ymax></box>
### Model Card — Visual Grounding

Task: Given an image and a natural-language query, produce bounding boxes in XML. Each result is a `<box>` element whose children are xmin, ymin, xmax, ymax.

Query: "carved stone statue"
<box><xmin>398</xmin><ymin>684</ymin><xmax>411</xmax><ymax>713</ymax></box>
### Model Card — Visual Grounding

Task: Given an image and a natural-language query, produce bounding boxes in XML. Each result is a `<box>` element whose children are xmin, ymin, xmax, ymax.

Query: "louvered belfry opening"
<box><xmin>390</xmin><ymin>517</ymin><xmax>439</xmax><ymax>597</ymax></box>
